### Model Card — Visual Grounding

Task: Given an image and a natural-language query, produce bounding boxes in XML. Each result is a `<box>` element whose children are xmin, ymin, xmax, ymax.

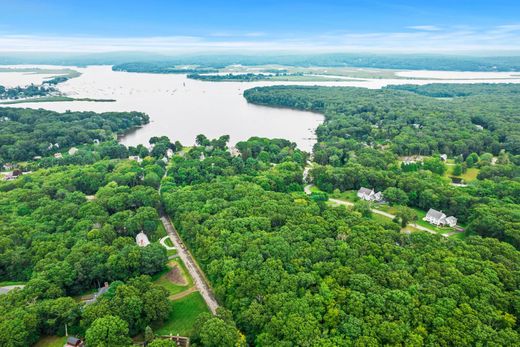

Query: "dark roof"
<box><xmin>67</xmin><ymin>336</ymin><xmax>81</xmax><ymax>345</ymax></box>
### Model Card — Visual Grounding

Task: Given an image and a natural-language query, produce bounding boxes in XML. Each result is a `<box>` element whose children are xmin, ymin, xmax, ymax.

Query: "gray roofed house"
<box><xmin>424</xmin><ymin>208</ymin><xmax>457</xmax><ymax>227</ymax></box>
<box><xmin>424</xmin><ymin>208</ymin><xmax>446</xmax><ymax>226</ymax></box>
<box><xmin>65</xmin><ymin>336</ymin><xmax>84</xmax><ymax>347</ymax></box>
<box><xmin>445</xmin><ymin>216</ymin><xmax>458</xmax><ymax>227</ymax></box>
<box><xmin>357</xmin><ymin>187</ymin><xmax>383</xmax><ymax>202</ymax></box>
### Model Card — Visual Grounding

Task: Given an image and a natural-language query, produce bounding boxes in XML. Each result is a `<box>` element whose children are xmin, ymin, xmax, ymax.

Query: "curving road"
<box><xmin>160</xmin><ymin>216</ymin><xmax>219</xmax><ymax>314</ymax></box>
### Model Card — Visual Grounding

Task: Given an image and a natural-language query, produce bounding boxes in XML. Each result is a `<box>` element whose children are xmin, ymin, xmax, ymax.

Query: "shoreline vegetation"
<box><xmin>186</xmin><ymin>72</ymin><xmax>354</xmax><ymax>82</ymax></box>
<box><xmin>110</xmin><ymin>54</ymin><xmax>520</xmax><ymax>72</ymax></box>
<box><xmin>0</xmin><ymin>96</ymin><xmax>116</xmax><ymax>105</ymax></box>
<box><xmin>0</xmin><ymin>67</ymin><xmax>84</xmax><ymax>104</ymax></box>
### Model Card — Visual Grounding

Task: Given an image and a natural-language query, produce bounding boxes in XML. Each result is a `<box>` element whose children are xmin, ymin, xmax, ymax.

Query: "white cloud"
<box><xmin>0</xmin><ymin>25</ymin><xmax>519</xmax><ymax>53</ymax></box>
<box><xmin>407</xmin><ymin>25</ymin><xmax>441</xmax><ymax>31</ymax></box>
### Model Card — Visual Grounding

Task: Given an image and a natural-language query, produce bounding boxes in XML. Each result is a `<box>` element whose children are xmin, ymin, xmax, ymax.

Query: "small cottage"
<box><xmin>65</xmin><ymin>336</ymin><xmax>84</xmax><ymax>347</ymax></box>
<box><xmin>68</xmin><ymin>147</ymin><xmax>79</xmax><ymax>156</ymax></box>
<box><xmin>136</xmin><ymin>231</ymin><xmax>150</xmax><ymax>247</ymax></box>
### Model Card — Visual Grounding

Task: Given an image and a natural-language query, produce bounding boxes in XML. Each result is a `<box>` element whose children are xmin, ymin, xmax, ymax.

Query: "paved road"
<box><xmin>160</xmin><ymin>216</ymin><xmax>219</xmax><ymax>314</ymax></box>
<box><xmin>305</xmin><ymin>184</ymin><xmax>443</xmax><ymax>237</ymax></box>
<box><xmin>159</xmin><ymin>235</ymin><xmax>176</xmax><ymax>250</ymax></box>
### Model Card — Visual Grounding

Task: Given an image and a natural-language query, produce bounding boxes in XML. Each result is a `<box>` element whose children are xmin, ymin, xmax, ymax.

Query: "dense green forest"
<box><xmin>244</xmin><ymin>84</ymin><xmax>520</xmax><ymax>248</ymax></box>
<box><xmin>1</xmin><ymin>81</ymin><xmax>520</xmax><ymax>346</ymax></box>
<box><xmin>244</xmin><ymin>84</ymin><xmax>520</xmax><ymax>156</ymax></box>
<box><xmin>113</xmin><ymin>63</ymin><xmax>219</xmax><ymax>74</ymax></box>
<box><xmin>107</xmin><ymin>54</ymin><xmax>520</xmax><ymax>72</ymax></box>
<box><xmin>0</xmin><ymin>157</ymin><xmax>170</xmax><ymax>345</ymax></box>
<box><xmin>162</xmin><ymin>145</ymin><xmax>520</xmax><ymax>346</ymax></box>
<box><xmin>0</xmin><ymin>107</ymin><xmax>149</xmax><ymax>163</ymax></box>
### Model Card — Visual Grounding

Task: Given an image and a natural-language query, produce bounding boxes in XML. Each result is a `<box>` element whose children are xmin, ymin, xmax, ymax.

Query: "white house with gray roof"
<box><xmin>357</xmin><ymin>187</ymin><xmax>383</xmax><ymax>202</ymax></box>
<box><xmin>424</xmin><ymin>208</ymin><xmax>457</xmax><ymax>227</ymax></box>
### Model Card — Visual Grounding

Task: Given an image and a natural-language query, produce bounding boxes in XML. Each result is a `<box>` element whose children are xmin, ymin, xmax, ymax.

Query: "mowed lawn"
<box><xmin>155</xmin><ymin>291</ymin><xmax>209</xmax><ymax>336</ymax></box>
<box><xmin>153</xmin><ymin>260</ymin><xmax>193</xmax><ymax>295</ymax></box>
<box><xmin>34</xmin><ymin>336</ymin><xmax>67</xmax><ymax>347</ymax></box>
<box><xmin>445</xmin><ymin>165</ymin><xmax>480</xmax><ymax>182</ymax></box>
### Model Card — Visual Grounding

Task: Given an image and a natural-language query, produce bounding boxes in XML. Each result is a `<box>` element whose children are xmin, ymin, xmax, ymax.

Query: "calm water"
<box><xmin>3</xmin><ymin>65</ymin><xmax>520</xmax><ymax>151</ymax></box>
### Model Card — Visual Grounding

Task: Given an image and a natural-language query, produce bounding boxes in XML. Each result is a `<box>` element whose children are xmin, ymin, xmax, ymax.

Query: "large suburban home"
<box><xmin>424</xmin><ymin>208</ymin><xmax>457</xmax><ymax>227</ymax></box>
<box><xmin>357</xmin><ymin>187</ymin><xmax>383</xmax><ymax>202</ymax></box>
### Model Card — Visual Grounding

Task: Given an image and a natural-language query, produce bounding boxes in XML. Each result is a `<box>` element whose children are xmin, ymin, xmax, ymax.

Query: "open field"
<box><xmin>154</xmin><ymin>291</ymin><xmax>209</xmax><ymax>336</ymax></box>
<box><xmin>34</xmin><ymin>336</ymin><xmax>67</xmax><ymax>347</ymax></box>
<box><xmin>153</xmin><ymin>260</ymin><xmax>192</xmax><ymax>296</ymax></box>
<box><xmin>445</xmin><ymin>165</ymin><xmax>480</xmax><ymax>183</ymax></box>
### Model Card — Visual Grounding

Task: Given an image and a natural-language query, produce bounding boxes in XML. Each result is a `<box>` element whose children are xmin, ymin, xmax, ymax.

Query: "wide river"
<box><xmin>2</xmin><ymin>65</ymin><xmax>520</xmax><ymax>151</ymax></box>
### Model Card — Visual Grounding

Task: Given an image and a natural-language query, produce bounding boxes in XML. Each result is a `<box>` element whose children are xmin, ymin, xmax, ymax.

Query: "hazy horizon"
<box><xmin>1</xmin><ymin>1</ymin><xmax>520</xmax><ymax>54</ymax></box>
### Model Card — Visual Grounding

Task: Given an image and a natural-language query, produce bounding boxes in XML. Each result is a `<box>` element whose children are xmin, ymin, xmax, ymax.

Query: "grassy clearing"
<box><xmin>330</xmin><ymin>190</ymin><xmax>358</xmax><ymax>202</ymax></box>
<box><xmin>153</xmin><ymin>260</ymin><xmax>192</xmax><ymax>295</ymax></box>
<box><xmin>449</xmin><ymin>232</ymin><xmax>467</xmax><ymax>240</ymax></box>
<box><xmin>445</xmin><ymin>165</ymin><xmax>480</xmax><ymax>183</ymax></box>
<box><xmin>34</xmin><ymin>336</ymin><xmax>67</xmax><ymax>347</ymax></box>
<box><xmin>167</xmin><ymin>248</ymin><xmax>178</xmax><ymax>257</ymax></box>
<box><xmin>163</xmin><ymin>237</ymin><xmax>174</xmax><ymax>248</ymax></box>
<box><xmin>0</xmin><ymin>280</ymin><xmax>26</xmax><ymax>286</ymax></box>
<box><xmin>155</xmin><ymin>291</ymin><xmax>209</xmax><ymax>336</ymax></box>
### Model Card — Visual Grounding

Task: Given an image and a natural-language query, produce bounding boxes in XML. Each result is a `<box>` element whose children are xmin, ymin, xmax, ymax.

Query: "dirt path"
<box><xmin>160</xmin><ymin>215</ymin><xmax>219</xmax><ymax>314</ymax></box>
<box><xmin>168</xmin><ymin>286</ymin><xmax>197</xmax><ymax>301</ymax></box>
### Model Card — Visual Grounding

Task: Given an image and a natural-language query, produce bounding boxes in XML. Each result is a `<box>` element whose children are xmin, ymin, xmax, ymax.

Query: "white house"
<box><xmin>54</xmin><ymin>153</ymin><xmax>63</xmax><ymax>159</ymax></box>
<box><xmin>440</xmin><ymin>154</ymin><xmax>448</xmax><ymax>161</ymax></box>
<box><xmin>228</xmin><ymin>146</ymin><xmax>241</xmax><ymax>157</ymax></box>
<box><xmin>166</xmin><ymin>148</ymin><xmax>174</xmax><ymax>158</ymax></box>
<box><xmin>128</xmin><ymin>155</ymin><xmax>142</xmax><ymax>163</ymax></box>
<box><xmin>68</xmin><ymin>147</ymin><xmax>79</xmax><ymax>156</ymax></box>
<box><xmin>357</xmin><ymin>187</ymin><xmax>383</xmax><ymax>202</ymax></box>
<box><xmin>136</xmin><ymin>231</ymin><xmax>150</xmax><ymax>247</ymax></box>
<box><xmin>423</xmin><ymin>208</ymin><xmax>457</xmax><ymax>227</ymax></box>
<box><xmin>445</xmin><ymin>216</ymin><xmax>458</xmax><ymax>227</ymax></box>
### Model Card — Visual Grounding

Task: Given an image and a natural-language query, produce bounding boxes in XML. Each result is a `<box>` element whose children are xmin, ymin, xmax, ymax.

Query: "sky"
<box><xmin>0</xmin><ymin>0</ymin><xmax>519</xmax><ymax>54</ymax></box>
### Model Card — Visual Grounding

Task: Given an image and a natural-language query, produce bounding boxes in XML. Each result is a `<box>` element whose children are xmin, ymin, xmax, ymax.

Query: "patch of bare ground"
<box><xmin>166</xmin><ymin>264</ymin><xmax>188</xmax><ymax>286</ymax></box>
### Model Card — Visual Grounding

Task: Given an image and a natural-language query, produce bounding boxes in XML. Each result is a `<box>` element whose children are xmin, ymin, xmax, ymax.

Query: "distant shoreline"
<box><xmin>0</xmin><ymin>96</ymin><xmax>116</xmax><ymax>105</ymax></box>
